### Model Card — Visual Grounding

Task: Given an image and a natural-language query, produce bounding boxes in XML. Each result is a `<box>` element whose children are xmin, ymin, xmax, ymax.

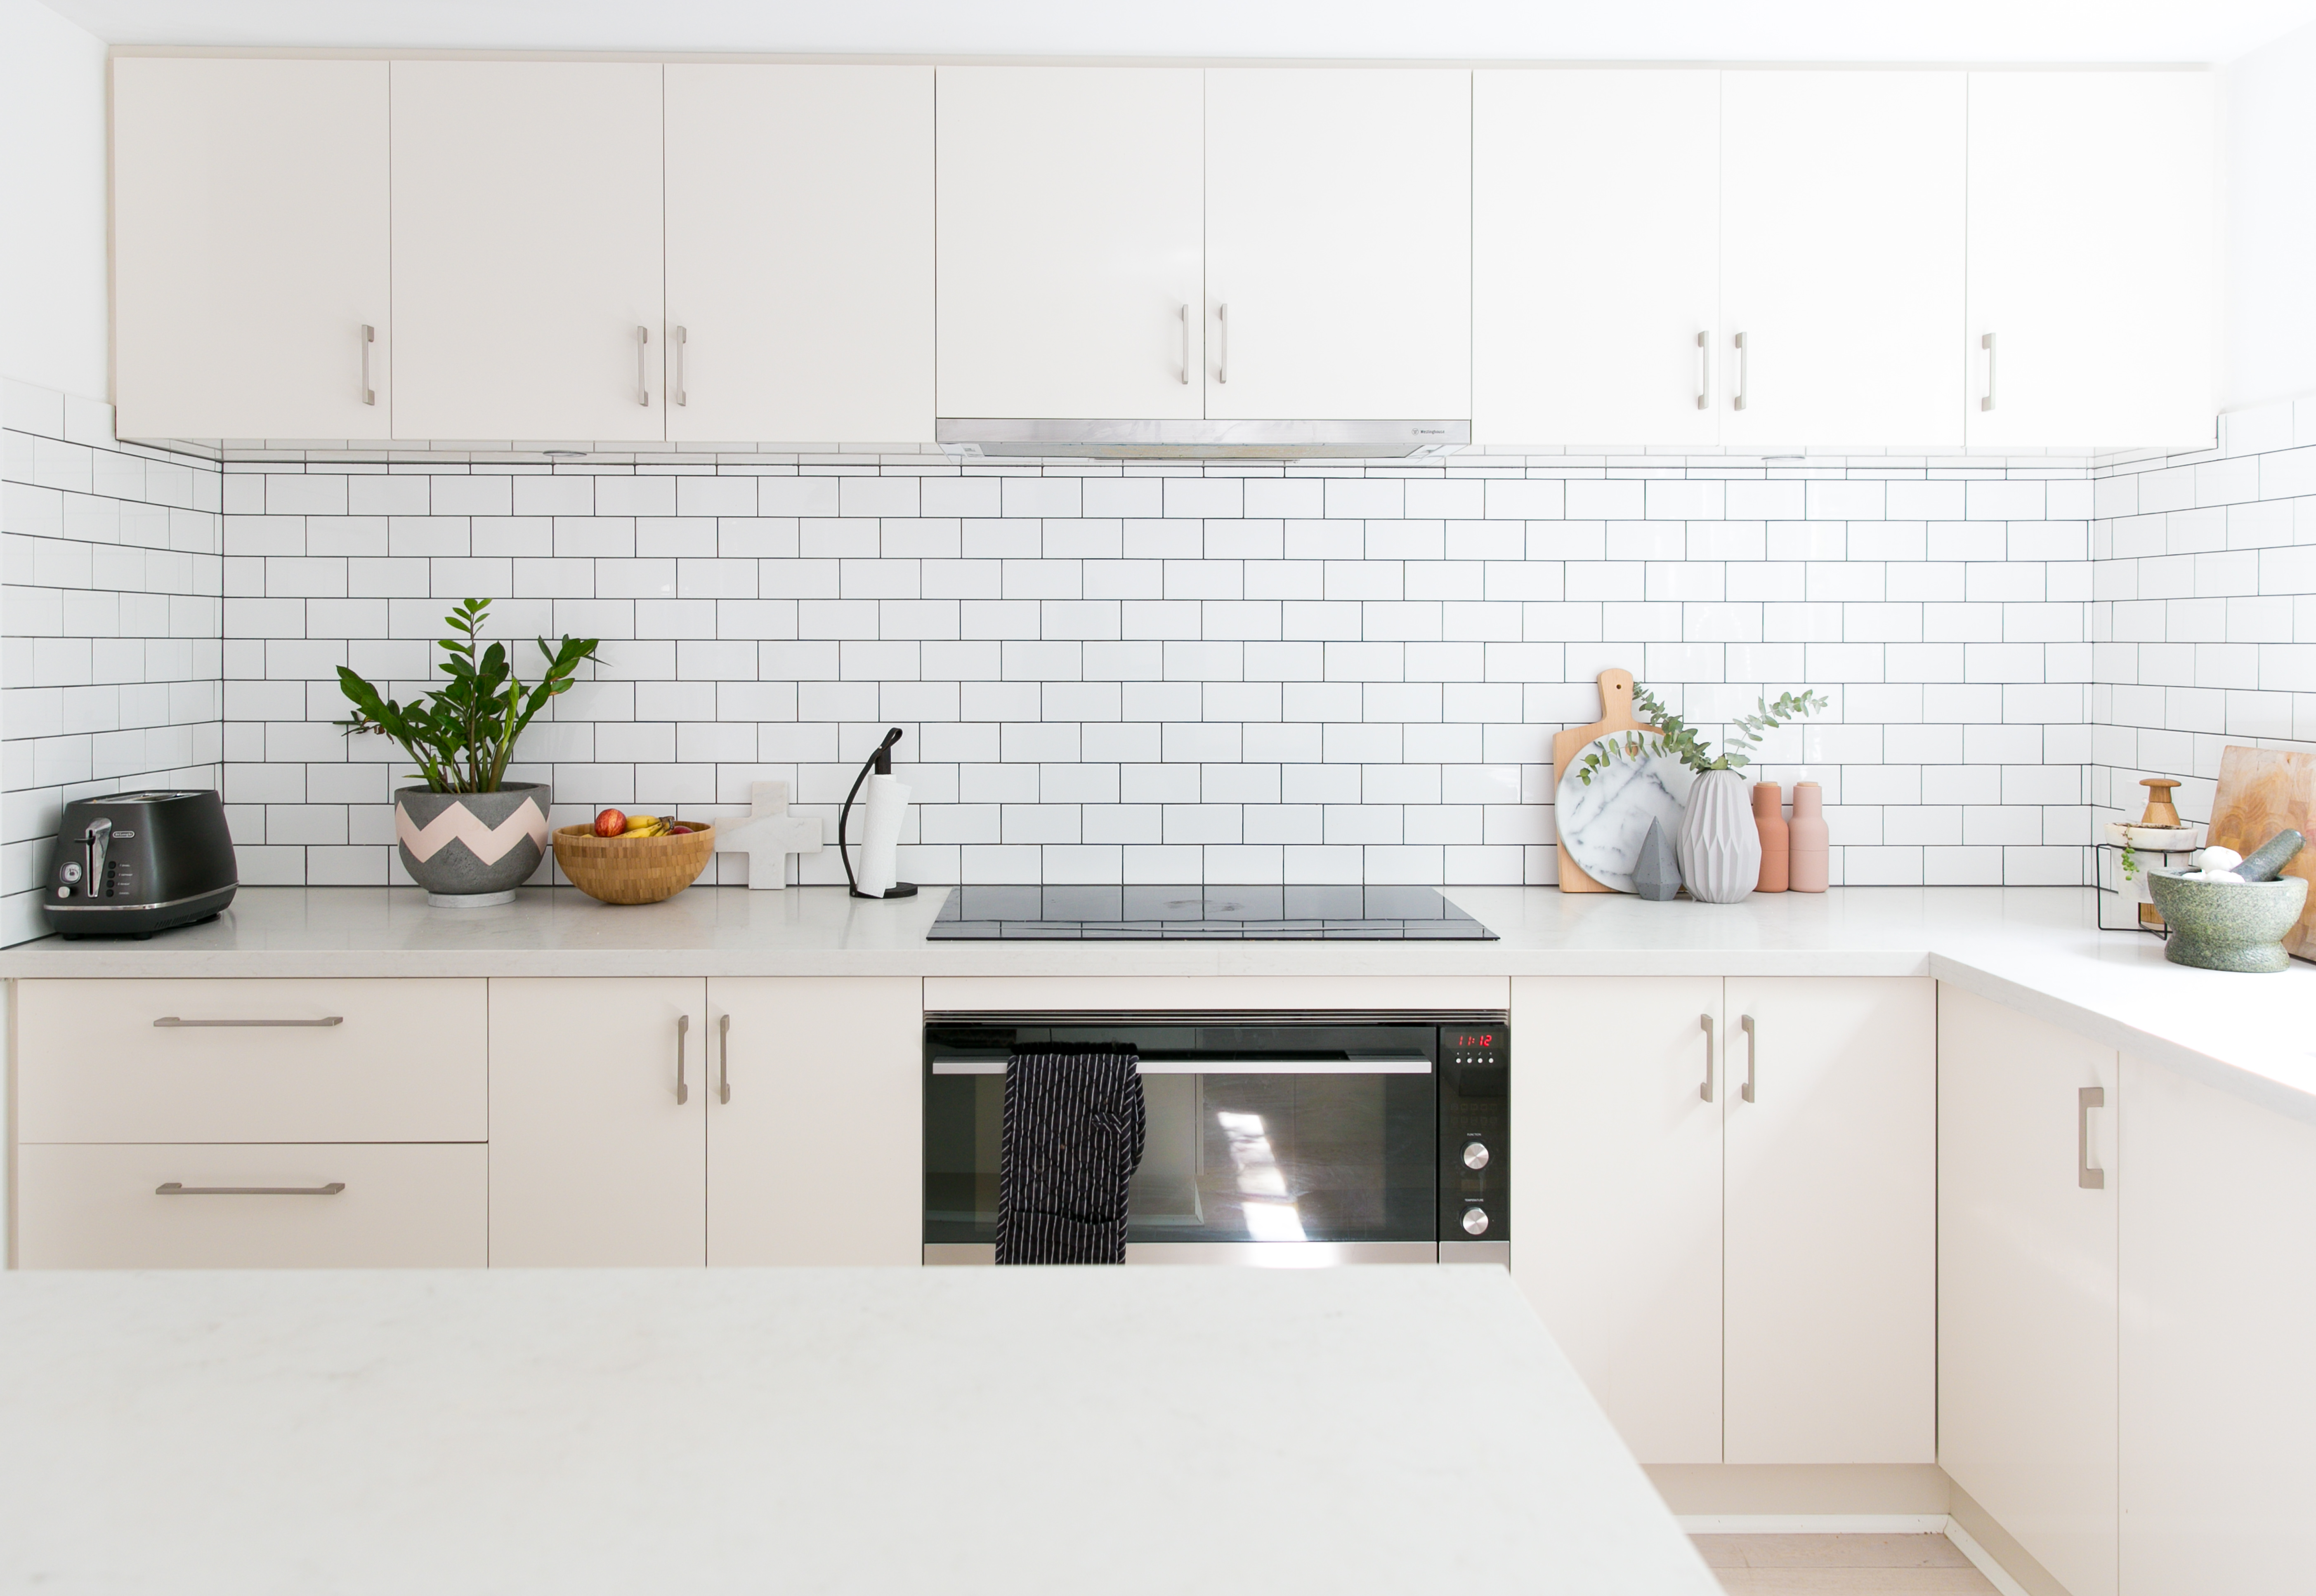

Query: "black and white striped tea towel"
<box><xmin>995</xmin><ymin>1044</ymin><xmax>1146</xmax><ymax>1265</ymax></box>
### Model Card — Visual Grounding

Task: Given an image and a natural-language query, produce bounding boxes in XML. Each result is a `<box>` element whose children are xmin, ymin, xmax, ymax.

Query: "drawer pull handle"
<box><xmin>1739</xmin><ymin>1014</ymin><xmax>1758</xmax><ymax>1103</ymax></box>
<box><xmin>1699</xmin><ymin>1012</ymin><xmax>1715</xmax><ymax>1102</ymax></box>
<box><xmin>718</xmin><ymin>1012</ymin><xmax>732</xmax><ymax>1104</ymax></box>
<box><xmin>2079</xmin><ymin>1086</ymin><xmax>2106</xmax><ymax>1190</ymax></box>
<box><xmin>154</xmin><ymin>1016</ymin><xmax>344</xmax><ymax>1028</ymax></box>
<box><xmin>676</xmin><ymin>1013</ymin><xmax>690</xmax><ymax>1105</ymax></box>
<box><xmin>157</xmin><ymin>1182</ymin><xmax>346</xmax><ymax>1196</ymax></box>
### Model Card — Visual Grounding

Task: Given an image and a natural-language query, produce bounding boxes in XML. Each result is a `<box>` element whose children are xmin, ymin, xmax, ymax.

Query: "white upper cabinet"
<box><xmin>1966</xmin><ymin>72</ymin><xmax>2217</xmax><ymax>451</ymax></box>
<box><xmin>1206</xmin><ymin>69</ymin><xmax>1471</xmax><ymax>420</ymax></box>
<box><xmin>390</xmin><ymin>62</ymin><xmax>666</xmax><ymax>442</ymax></box>
<box><xmin>666</xmin><ymin>66</ymin><xmax>935</xmax><ymax>445</ymax></box>
<box><xmin>1474</xmin><ymin>71</ymin><xmax>1721</xmax><ymax>447</ymax></box>
<box><xmin>1719</xmin><ymin>72</ymin><xmax>1967</xmax><ymax>447</ymax></box>
<box><xmin>937</xmin><ymin>68</ymin><xmax>1205</xmax><ymax>420</ymax></box>
<box><xmin>113</xmin><ymin>59</ymin><xmax>391</xmax><ymax>442</ymax></box>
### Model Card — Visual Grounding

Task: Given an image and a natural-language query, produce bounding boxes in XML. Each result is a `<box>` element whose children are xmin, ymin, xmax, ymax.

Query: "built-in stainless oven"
<box><xmin>923</xmin><ymin>1012</ymin><xmax>1508</xmax><ymax>1266</ymax></box>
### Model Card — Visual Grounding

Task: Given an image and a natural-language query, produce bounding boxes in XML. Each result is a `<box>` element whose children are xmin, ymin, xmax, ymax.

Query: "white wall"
<box><xmin>0</xmin><ymin>0</ymin><xmax>109</xmax><ymax>400</ymax></box>
<box><xmin>2225</xmin><ymin>15</ymin><xmax>2316</xmax><ymax>413</ymax></box>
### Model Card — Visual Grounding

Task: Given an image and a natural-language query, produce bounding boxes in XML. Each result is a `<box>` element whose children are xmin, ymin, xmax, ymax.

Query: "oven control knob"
<box><xmin>1461</xmin><ymin>1206</ymin><xmax>1490</xmax><ymax>1236</ymax></box>
<box><xmin>1462</xmin><ymin>1141</ymin><xmax>1490</xmax><ymax>1171</ymax></box>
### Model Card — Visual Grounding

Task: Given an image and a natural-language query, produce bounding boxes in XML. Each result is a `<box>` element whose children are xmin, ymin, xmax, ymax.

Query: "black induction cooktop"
<box><xmin>925</xmin><ymin>885</ymin><xmax>1498</xmax><ymax>940</ymax></box>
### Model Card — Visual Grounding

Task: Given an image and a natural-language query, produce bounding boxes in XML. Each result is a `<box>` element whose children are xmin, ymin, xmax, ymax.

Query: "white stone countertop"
<box><xmin>0</xmin><ymin>1265</ymin><xmax>1719</xmax><ymax>1596</ymax></box>
<box><xmin>5</xmin><ymin>883</ymin><xmax>2314</xmax><ymax>1123</ymax></box>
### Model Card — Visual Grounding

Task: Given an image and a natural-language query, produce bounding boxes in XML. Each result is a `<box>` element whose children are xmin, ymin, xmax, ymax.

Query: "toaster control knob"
<box><xmin>54</xmin><ymin>886</ymin><xmax>70</xmax><ymax>900</ymax></box>
<box><xmin>61</xmin><ymin>863</ymin><xmax>81</xmax><ymax>883</ymax></box>
<box><xmin>1461</xmin><ymin>1207</ymin><xmax>1490</xmax><ymax>1236</ymax></box>
<box><xmin>1462</xmin><ymin>1141</ymin><xmax>1490</xmax><ymax>1171</ymax></box>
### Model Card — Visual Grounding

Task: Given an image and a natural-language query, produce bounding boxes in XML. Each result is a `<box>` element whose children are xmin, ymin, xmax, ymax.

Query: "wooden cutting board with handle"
<box><xmin>2208</xmin><ymin>745</ymin><xmax>2316</xmax><ymax>962</ymax></box>
<box><xmin>1552</xmin><ymin>668</ymin><xmax>1660</xmax><ymax>893</ymax></box>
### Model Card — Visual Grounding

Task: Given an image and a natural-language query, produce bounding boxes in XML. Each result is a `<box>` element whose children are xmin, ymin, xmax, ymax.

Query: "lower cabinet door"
<box><xmin>1723</xmin><ymin>976</ymin><xmax>1936</xmax><ymax>1463</ymax></box>
<box><xmin>17</xmin><ymin>1143</ymin><xmax>486</xmax><ymax>1268</ymax></box>
<box><xmin>1940</xmin><ymin>986</ymin><xmax>2118</xmax><ymax>1596</ymax></box>
<box><xmin>488</xmin><ymin>978</ymin><xmax>707</xmax><ymax>1266</ymax></box>
<box><xmin>1511</xmin><ymin>975</ymin><xmax>1724</xmax><ymax>1463</ymax></box>
<box><xmin>2121</xmin><ymin>1055</ymin><xmax>2316</xmax><ymax>1595</ymax></box>
<box><xmin>705</xmin><ymin>977</ymin><xmax>921</xmax><ymax>1265</ymax></box>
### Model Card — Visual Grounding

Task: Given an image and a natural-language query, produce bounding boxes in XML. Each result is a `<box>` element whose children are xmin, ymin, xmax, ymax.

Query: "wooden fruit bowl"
<box><xmin>552</xmin><ymin>823</ymin><xmax>715</xmax><ymax>905</ymax></box>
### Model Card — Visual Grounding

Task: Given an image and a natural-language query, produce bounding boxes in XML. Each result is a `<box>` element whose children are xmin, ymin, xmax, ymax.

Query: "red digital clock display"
<box><xmin>1456</xmin><ymin>1033</ymin><xmax>1494</xmax><ymax>1048</ymax></box>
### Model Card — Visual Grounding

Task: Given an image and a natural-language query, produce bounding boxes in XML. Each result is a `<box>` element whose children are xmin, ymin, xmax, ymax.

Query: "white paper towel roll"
<box><xmin>855</xmin><ymin>772</ymin><xmax>910</xmax><ymax>896</ymax></box>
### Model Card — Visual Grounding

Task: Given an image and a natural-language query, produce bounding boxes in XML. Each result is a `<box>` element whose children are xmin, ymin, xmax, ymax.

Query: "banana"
<box><xmin>622</xmin><ymin>813</ymin><xmax>667</xmax><ymax>837</ymax></box>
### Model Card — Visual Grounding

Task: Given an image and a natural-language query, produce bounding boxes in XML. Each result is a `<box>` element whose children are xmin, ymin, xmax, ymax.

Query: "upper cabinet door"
<box><xmin>1473</xmin><ymin>70</ymin><xmax>1720</xmax><ymax>447</ymax></box>
<box><xmin>391</xmin><ymin>62</ymin><xmax>665</xmax><ymax>442</ymax></box>
<box><xmin>1967</xmin><ymin>72</ymin><xmax>2217</xmax><ymax>451</ymax></box>
<box><xmin>1720</xmin><ymin>72</ymin><xmax>1965</xmax><ymax>447</ymax></box>
<box><xmin>113</xmin><ymin>59</ymin><xmax>390</xmax><ymax>442</ymax></box>
<box><xmin>937</xmin><ymin>68</ymin><xmax>1204</xmax><ymax>420</ymax></box>
<box><xmin>666</xmin><ymin>66</ymin><xmax>935</xmax><ymax>445</ymax></box>
<box><xmin>1206</xmin><ymin>69</ymin><xmax>1471</xmax><ymax>420</ymax></box>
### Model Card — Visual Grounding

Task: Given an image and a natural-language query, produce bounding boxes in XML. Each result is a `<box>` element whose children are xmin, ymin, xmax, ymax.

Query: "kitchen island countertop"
<box><xmin>5</xmin><ymin>883</ymin><xmax>2314</xmax><ymax>1122</ymax></box>
<box><xmin>0</xmin><ymin>1264</ymin><xmax>1719</xmax><ymax>1596</ymax></box>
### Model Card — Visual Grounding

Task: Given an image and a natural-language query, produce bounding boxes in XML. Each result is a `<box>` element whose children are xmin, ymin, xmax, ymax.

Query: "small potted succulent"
<box><xmin>338</xmin><ymin>599</ymin><xmax>601</xmax><ymax>905</ymax></box>
<box><xmin>1578</xmin><ymin>684</ymin><xmax>1828</xmax><ymax>903</ymax></box>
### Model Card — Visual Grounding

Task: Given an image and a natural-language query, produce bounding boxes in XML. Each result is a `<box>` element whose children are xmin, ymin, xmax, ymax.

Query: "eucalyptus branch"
<box><xmin>1576</xmin><ymin>683</ymin><xmax>1830</xmax><ymax>786</ymax></box>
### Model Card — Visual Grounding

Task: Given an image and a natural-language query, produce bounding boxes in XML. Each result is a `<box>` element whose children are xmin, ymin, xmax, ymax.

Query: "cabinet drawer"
<box><xmin>16</xmin><ymin>979</ymin><xmax>487</xmax><ymax>1143</ymax></box>
<box><xmin>16</xmin><ymin>1143</ymin><xmax>487</xmax><ymax>1268</ymax></box>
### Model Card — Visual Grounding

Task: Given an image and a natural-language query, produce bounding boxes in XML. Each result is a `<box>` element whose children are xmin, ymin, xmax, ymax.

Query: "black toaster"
<box><xmin>42</xmin><ymin>789</ymin><xmax>237</xmax><ymax>938</ymax></box>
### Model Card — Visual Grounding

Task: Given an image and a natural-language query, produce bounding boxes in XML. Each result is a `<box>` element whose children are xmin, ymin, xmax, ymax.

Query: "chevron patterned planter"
<box><xmin>394</xmin><ymin>783</ymin><xmax>552</xmax><ymax>905</ymax></box>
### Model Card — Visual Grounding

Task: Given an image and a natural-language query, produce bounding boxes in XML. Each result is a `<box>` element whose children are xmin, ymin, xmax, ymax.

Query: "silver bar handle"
<box><xmin>675</xmin><ymin>1013</ymin><xmax>690</xmax><ymax>1104</ymax></box>
<box><xmin>361</xmin><ymin>324</ymin><xmax>375</xmax><ymax>406</ymax></box>
<box><xmin>158</xmin><ymin>1182</ymin><xmax>345</xmax><ymax>1196</ymax></box>
<box><xmin>933</xmin><ymin>1052</ymin><xmax>1431</xmax><ymax>1077</ymax></box>
<box><xmin>1981</xmin><ymin>332</ymin><xmax>1997</xmax><ymax>413</ymax></box>
<box><xmin>1731</xmin><ymin>332</ymin><xmax>1748</xmax><ymax>412</ymax></box>
<box><xmin>1217</xmin><ymin>303</ymin><xmax>1229</xmax><ymax>385</ymax></box>
<box><xmin>1695</xmin><ymin>331</ymin><xmax>1710</xmax><ymax>412</ymax></box>
<box><xmin>636</xmin><ymin>324</ymin><xmax>650</xmax><ymax>407</ymax></box>
<box><xmin>673</xmin><ymin>325</ymin><xmax>688</xmax><ymax>408</ymax></box>
<box><xmin>718</xmin><ymin>1012</ymin><xmax>731</xmax><ymax>1104</ymax></box>
<box><xmin>1698</xmin><ymin>1012</ymin><xmax>1716</xmax><ymax>1102</ymax></box>
<box><xmin>2079</xmin><ymin>1085</ymin><xmax>2106</xmax><ymax>1189</ymax></box>
<box><xmin>156</xmin><ymin>1016</ymin><xmax>343</xmax><ymax>1028</ymax></box>
<box><xmin>1739</xmin><ymin>1014</ymin><xmax>1758</xmax><ymax>1103</ymax></box>
<box><xmin>1179</xmin><ymin>304</ymin><xmax>1190</xmax><ymax>386</ymax></box>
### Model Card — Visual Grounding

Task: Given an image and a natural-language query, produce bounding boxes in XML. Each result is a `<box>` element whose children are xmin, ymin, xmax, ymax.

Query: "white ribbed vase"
<box><xmin>1676</xmin><ymin>769</ymin><xmax>1761</xmax><ymax>904</ymax></box>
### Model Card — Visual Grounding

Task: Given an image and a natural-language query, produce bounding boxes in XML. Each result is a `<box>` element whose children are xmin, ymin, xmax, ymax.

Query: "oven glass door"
<box><xmin>924</xmin><ymin>1023</ymin><xmax>1438</xmax><ymax>1259</ymax></box>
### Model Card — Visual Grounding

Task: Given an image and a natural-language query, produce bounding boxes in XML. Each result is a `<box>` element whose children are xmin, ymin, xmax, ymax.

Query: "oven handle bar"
<box><xmin>931</xmin><ymin>1052</ymin><xmax>1435</xmax><ymax>1076</ymax></box>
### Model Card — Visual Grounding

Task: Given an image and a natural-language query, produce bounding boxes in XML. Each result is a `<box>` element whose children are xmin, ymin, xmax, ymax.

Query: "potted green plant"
<box><xmin>338</xmin><ymin>599</ymin><xmax>602</xmax><ymax>906</ymax></box>
<box><xmin>1577</xmin><ymin>684</ymin><xmax>1828</xmax><ymax>903</ymax></box>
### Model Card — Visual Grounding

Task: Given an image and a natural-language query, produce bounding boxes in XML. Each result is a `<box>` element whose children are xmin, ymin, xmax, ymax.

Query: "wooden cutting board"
<box><xmin>2208</xmin><ymin>745</ymin><xmax>2316</xmax><ymax>962</ymax></box>
<box><xmin>1552</xmin><ymin>668</ymin><xmax>1660</xmax><ymax>893</ymax></box>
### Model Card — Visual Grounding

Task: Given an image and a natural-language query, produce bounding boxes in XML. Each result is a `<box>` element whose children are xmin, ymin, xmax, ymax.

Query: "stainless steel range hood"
<box><xmin>936</xmin><ymin>419</ymin><xmax>1468</xmax><ymax>461</ymax></box>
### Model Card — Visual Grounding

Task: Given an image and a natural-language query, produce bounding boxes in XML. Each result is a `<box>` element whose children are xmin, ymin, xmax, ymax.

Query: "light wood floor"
<box><xmin>1693</xmin><ymin>1534</ymin><xmax>2001</xmax><ymax>1594</ymax></box>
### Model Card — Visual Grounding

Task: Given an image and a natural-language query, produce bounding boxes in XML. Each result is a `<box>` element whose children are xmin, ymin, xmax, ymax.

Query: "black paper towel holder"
<box><xmin>838</xmin><ymin>727</ymin><xmax>918</xmax><ymax>900</ymax></box>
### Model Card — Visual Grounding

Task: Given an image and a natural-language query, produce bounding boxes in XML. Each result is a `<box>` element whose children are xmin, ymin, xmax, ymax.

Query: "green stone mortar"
<box><xmin>2146</xmin><ymin>870</ymin><xmax>2309</xmax><ymax>973</ymax></box>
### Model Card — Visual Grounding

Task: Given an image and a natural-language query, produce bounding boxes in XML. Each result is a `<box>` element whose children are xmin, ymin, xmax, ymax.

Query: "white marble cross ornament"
<box><xmin>715</xmin><ymin>780</ymin><xmax>823</xmax><ymax>890</ymax></box>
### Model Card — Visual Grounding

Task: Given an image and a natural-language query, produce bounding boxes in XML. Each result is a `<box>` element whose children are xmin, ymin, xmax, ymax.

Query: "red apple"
<box><xmin>593</xmin><ymin>807</ymin><xmax>626</xmax><ymax>838</ymax></box>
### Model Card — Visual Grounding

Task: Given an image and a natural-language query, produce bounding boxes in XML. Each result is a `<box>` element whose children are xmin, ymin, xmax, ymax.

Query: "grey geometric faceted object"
<box><xmin>1632</xmin><ymin>817</ymin><xmax>1683</xmax><ymax>901</ymax></box>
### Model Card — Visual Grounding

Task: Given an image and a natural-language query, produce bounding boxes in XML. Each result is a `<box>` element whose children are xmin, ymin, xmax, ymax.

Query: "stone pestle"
<box><xmin>2231</xmin><ymin>829</ymin><xmax>2306</xmax><ymax>882</ymax></box>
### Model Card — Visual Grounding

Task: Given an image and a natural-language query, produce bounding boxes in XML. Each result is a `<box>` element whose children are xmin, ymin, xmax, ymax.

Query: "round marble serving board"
<box><xmin>1554</xmin><ymin>732</ymin><xmax>1695</xmax><ymax>893</ymax></box>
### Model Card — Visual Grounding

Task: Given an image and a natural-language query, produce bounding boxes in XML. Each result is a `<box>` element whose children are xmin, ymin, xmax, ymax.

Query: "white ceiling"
<box><xmin>38</xmin><ymin>0</ymin><xmax>2316</xmax><ymax>64</ymax></box>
